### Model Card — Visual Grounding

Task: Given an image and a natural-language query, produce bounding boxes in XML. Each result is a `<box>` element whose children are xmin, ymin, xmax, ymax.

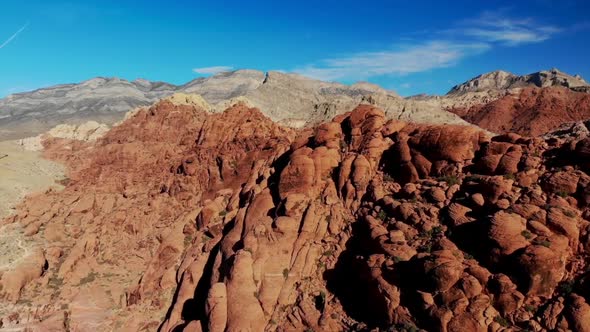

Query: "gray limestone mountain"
<box><xmin>0</xmin><ymin>77</ymin><xmax>178</xmax><ymax>139</ymax></box>
<box><xmin>180</xmin><ymin>69</ymin><xmax>267</xmax><ymax>102</ymax></box>
<box><xmin>448</xmin><ymin>68</ymin><xmax>590</xmax><ymax>94</ymax></box>
<box><xmin>0</xmin><ymin>70</ymin><xmax>468</xmax><ymax>140</ymax></box>
<box><xmin>1</xmin><ymin>68</ymin><xmax>588</xmax><ymax>140</ymax></box>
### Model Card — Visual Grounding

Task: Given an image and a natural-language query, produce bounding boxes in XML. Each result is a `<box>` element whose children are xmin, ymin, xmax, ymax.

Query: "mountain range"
<box><xmin>2</xmin><ymin>68</ymin><xmax>589</xmax><ymax>140</ymax></box>
<box><xmin>448</xmin><ymin>68</ymin><xmax>590</xmax><ymax>94</ymax></box>
<box><xmin>3</xmin><ymin>64</ymin><xmax>590</xmax><ymax>331</ymax></box>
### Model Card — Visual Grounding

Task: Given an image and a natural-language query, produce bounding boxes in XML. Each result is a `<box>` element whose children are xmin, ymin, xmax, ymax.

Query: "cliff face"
<box><xmin>3</xmin><ymin>99</ymin><xmax>590</xmax><ymax>331</ymax></box>
<box><xmin>449</xmin><ymin>87</ymin><xmax>590</xmax><ymax>136</ymax></box>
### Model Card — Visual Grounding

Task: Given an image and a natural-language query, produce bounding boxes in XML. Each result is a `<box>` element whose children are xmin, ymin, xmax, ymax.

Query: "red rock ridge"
<box><xmin>449</xmin><ymin>87</ymin><xmax>590</xmax><ymax>136</ymax></box>
<box><xmin>3</xmin><ymin>101</ymin><xmax>590</xmax><ymax>331</ymax></box>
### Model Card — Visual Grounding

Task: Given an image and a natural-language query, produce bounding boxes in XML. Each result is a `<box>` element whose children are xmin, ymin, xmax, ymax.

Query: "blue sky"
<box><xmin>0</xmin><ymin>0</ymin><xmax>589</xmax><ymax>97</ymax></box>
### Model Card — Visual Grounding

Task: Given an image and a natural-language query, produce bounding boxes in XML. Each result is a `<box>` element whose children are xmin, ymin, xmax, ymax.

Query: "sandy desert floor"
<box><xmin>0</xmin><ymin>140</ymin><xmax>65</xmax><ymax>219</ymax></box>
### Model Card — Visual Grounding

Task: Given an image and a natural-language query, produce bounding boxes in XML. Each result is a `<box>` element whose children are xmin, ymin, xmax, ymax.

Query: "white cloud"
<box><xmin>459</xmin><ymin>12</ymin><xmax>561</xmax><ymax>45</ymax></box>
<box><xmin>193</xmin><ymin>66</ymin><xmax>234</xmax><ymax>75</ymax></box>
<box><xmin>0</xmin><ymin>22</ymin><xmax>29</xmax><ymax>50</ymax></box>
<box><xmin>294</xmin><ymin>41</ymin><xmax>489</xmax><ymax>81</ymax></box>
<box><xmin>400</xmin><ymin>83</ymin><xmax>412</xmax><ymax>89</ymax></box>
<box><xmin>292</xmin><ymin>11</ymin><xmax>565</xmax><ymax>82</ymax></box>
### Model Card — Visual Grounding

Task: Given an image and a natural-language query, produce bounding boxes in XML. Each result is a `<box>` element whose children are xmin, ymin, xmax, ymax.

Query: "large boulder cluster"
<box><xmin>2</xmin><ymin>100</ymin><xmax>590</xmax><ymax>331</ymax></box>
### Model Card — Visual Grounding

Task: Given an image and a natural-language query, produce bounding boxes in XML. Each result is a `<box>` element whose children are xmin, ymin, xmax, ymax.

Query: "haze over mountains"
<box><xmin>1</xmin><ymin>68</ymin><xmax>588</xmax><ymax>140</ymax></box>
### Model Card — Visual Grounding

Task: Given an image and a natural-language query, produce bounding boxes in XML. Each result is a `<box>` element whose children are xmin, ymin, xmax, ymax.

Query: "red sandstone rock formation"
<box><xmin>449</xmin><ymin>87</ymin><xmax>590</xmax><ymax>136</ymax></box>
<box><xmin>2</xmin><ymin>100</ymin><xmax>590</xmax><ymax>331</ymax></box>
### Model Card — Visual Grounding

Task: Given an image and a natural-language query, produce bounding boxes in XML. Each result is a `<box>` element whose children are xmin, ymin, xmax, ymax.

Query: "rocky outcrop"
<box><xmin>4</xmin><ymin>98</ymin><xmax>590</xmax><ymax>331</ymax></box>
<box><xmin>0</xmin><ymin>248</ymin><xmax>46</xmax><ymax>303</ymax></box>
<box><xmin>449</xmin><ymin>86</ymin><xmax>590</xmax><ymax>136</ymax></box>
<box><xmin>0</xmin><ymin>99</ymin><xmax>293</xmax><ymax>329</ymax></box>
<box><xmin>449</xmin><ymin>70</ymin><xmax>519</xmax><ymax>94</ymax></box>
<box><xmin>164</xmin><ymin>93</ymin><xmax>211</xmax><ymax>111</ymax></box>
<box><xmin>16</xmin><ymin>121</ymin><xmax>109</xmax><ymax>151</ymax></box>
<box><xmin>448</xmin><ymin>68</ymin><xmax>589</xmax><ymax>95</ymax></box>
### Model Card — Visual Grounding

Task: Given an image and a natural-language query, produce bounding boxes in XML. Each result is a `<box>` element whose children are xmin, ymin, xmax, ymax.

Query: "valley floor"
<box><xmin>0</xmin><ymin>140</ymin><xmax>65</xmax><ymax>219</ymax></box>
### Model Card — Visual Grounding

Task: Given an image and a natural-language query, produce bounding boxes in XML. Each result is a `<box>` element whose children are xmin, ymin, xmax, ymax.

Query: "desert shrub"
<box><xmin>503</xmin><ymin>173</ymin><xmax>516</xmax><ymax>180</ymax></box>
<box><xmin>79</xmin><ymin>271</ymin><xmax>99</xmax><ymax>285</ymax></box>
<box><xmin>420</xmin><ymin>226</ymin><xmax>443</xmax><ymax>239</ymax></box>
<box><xmin>563</xmin><ymin>209</ymin><xmax>576</xmax><ymax>218</ymax></box>
<box><xmin>494</xmin><ymin>316</ymin><xmax>510</xmax><ymax>327</ymax></box>
<box><xmin>557</xmin><ymin>280</ymin><xmax>575</xmax><ymax>295</ymax></box>
<box><xmin>438</xmin><ymin>175</ymin><xmax>460</xmax><ymax>186</ymax></box>
<box><xmin>383</xmin><ymin>173</ymin><xmax>395</xmax><ymax>182</ymax></box>
<box><xmin>55</xmin><ymin>176</ymin><xmax>71</xmax><ymax>186</ymax></box>
<box><xmin>184</xmin><ymin>234</ymin><xmax>193</xmax><ymax>247</ymax></box>
<box><xmin>48</xmin><ymin>276</ymin><xmax>64</xmax><ymax>289</ymax></box>
<box><xmin>419</xmin><ymin>243</ymin><xmax>432</xmax><ymax>253</ymax></box>
<box><xmin>322</xmin><ymin>249</ymin><xmax>335</xmax><ymax>257</ymax></box>
<box><xmin>521</xmin><ymin>230</ymin><xmax>533</xmax><ymax>240</ymax></box>
<box><xmin>556</xmin><ymin>191</ymin><xmax>569</xmax><ymax>198</ymax></box>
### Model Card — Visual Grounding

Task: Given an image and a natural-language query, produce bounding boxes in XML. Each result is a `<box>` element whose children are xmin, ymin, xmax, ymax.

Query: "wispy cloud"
<box><xmin>293</xmin><ymin>10</ymin><xmax>566</xmax><ymax>81</ymax></box>
<box><xmin>0</xmin><ymin>22</ymin><xmax>29</xmax><ymax>50</ymax></box>
<box><xmin>294</xmin><ymin>41</ymin><xmax>489</xmax><ymax>81</ymax></box>
<box><xmin>458</xmin><ymin>11</ymin><xmax>561</xmax><ymax>45</ymax></box>
<box><xmin>193</xmin><ymin>66</ymin><xmax>234</xmax><ymax>75</ymax></box>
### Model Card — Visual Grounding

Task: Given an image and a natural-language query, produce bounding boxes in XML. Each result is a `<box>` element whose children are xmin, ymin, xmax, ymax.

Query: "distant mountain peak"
<box><xmin>448</xmin><ymin>68</ymin><xmax>590</xmax><ymax>95</ymax></box>
<box><xmin>133</xmin><ymin>78</ymin><xmax>152</xmax><ymax>85</ymax></box>
<box><xmin>80</xmin><ymin>77</ymin><xmax>112</xmax><ymax>85</ymax></box>
<box><xmin>476</xmin><ymin>70</ymin><xmax>517</xmax><ymax>82</ymax></box>
<box><xmin>482</xmin><ymin>69</ymin><xmax>514</xmax><ymax>76</ymax></box>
